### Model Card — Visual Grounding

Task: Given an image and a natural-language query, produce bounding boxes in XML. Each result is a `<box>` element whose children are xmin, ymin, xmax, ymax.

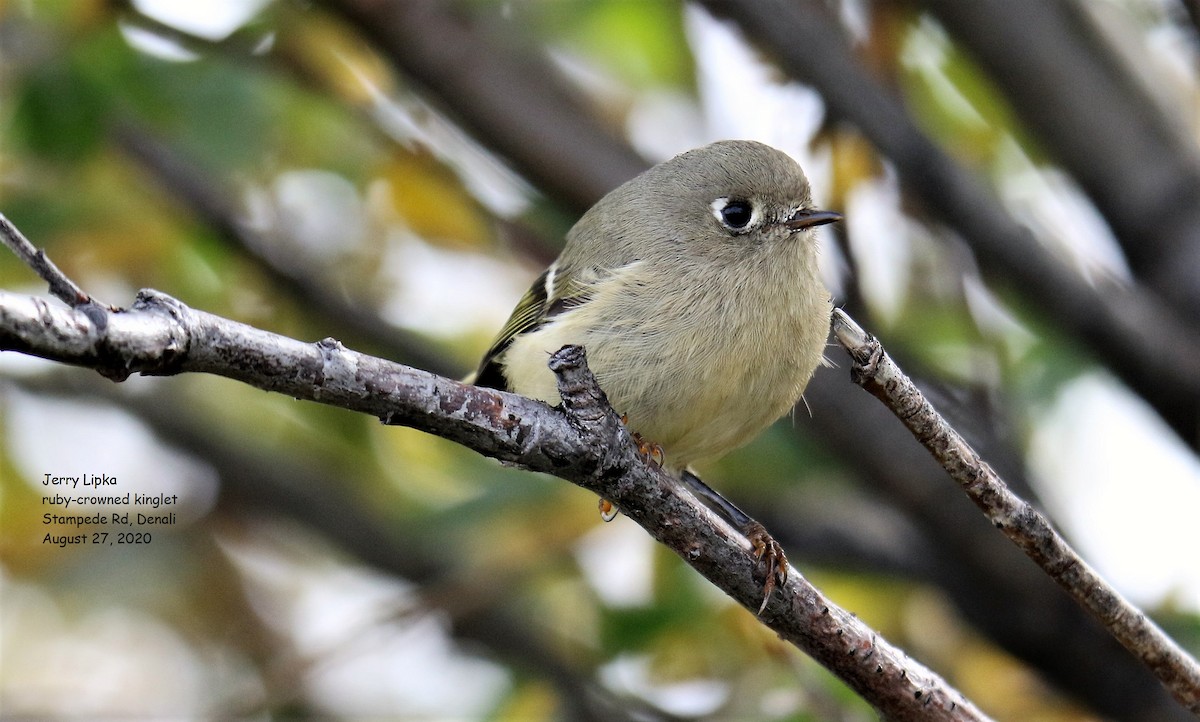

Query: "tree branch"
<box><xmin>0</xmin><ymin>235</ymin><xmax>988</xmax><ymax>719</ymax></box>
<box><xmin>831</xmin><ymin>309</ymin><xmax>1200</xmax><ymax>714</ymax></box>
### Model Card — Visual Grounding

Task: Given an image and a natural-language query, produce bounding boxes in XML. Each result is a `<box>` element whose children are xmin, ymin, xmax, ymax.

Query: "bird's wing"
<box><xmin>471</xmin><ymin>263</ymin><xmax>592</xmax><ymax>389</ymax></box>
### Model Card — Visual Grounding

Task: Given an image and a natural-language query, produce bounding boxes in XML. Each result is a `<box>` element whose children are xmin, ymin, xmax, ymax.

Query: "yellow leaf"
<box><xmin>382</xmin><ymin>149</ymin><xmax>492</xmax><ymax>249</ymax></box>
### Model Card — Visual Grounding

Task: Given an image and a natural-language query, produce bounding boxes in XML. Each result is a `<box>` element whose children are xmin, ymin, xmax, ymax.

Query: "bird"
<box><xmin>473</xmin><ymin>140</ymin><xmax>840</xmax><ymax>610</ymax></box>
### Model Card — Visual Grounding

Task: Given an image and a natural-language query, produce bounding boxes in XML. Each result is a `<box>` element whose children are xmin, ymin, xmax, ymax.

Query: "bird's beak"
<box><xmin>784</xmin><ymin>209</ymin><xmax>842</xmax><ymax>230</ymax></box>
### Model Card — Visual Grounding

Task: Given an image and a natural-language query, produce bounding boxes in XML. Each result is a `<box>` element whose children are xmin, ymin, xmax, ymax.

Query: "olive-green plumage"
<box><xmin>474</xmin><ymin>140</ymin><xmax>838</xmax><ymax>469</ymax></box>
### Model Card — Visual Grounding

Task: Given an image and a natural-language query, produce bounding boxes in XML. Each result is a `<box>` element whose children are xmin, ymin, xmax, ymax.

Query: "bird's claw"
<box><xmin>598</xmin><ymin>497</ymin><xmax>618</xmax><ymax>522</ymax></box>
<box><xmin>636</xmin><ymin>436</ymin><xmax>665</xmax><ymax>467</ymax></box>
<box><xmin>620</xmin><ymin>414</ymin><xmax>664</xmax><ymax>467</ymax></box>
<box><xmin>747</xmin><ymin>521</ymin><xmax>788</xmax><ymax>615</ymax></box>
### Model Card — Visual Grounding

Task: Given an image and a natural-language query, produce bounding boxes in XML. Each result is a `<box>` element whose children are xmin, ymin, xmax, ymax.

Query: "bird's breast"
<box><xmin>502</xmin><ymin>251</ymin><xmax>830</xmax><ymax>467</ymax></box>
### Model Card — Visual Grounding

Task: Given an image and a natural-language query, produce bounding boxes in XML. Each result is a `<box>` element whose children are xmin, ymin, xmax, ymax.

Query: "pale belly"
<box><xmin>501</xmin><ymin>293</ymin><xmax>827</xmax><ymax>468</ymax></box>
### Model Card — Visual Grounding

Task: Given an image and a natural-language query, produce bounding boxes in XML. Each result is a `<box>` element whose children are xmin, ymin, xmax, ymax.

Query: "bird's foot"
<box><xmin>635</xmin><ymin>435</ymin><xmax>664</xmax><ymax>467</ymax></box>
<box><xmin>746</xmin><ymin>521</ymin><xmax>788</xmax><ymax>615</ymax></box>
<box><xmin>597</xmin><ymin>416</ymin><xmax>665</xmax><ymax>523</ymax></box>
<box><xmin>620</xmin><ymin>414</ymin><xmax>664</xmax><ymax>467</ymax></box>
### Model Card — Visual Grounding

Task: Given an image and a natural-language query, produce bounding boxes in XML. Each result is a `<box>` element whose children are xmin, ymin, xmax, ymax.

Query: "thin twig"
<box><xmin>831</xmin><ymin>308</ymin><xmax>1200</xmax><ymax>715</ymax></box>
<box><xmin>0</xmin><ymin>213</ymin><xmax>94</xmax><ymax>308</ymax></box>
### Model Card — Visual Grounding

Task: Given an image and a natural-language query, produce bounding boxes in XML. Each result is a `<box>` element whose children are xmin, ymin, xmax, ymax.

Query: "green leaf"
<box><xmin>12</xmin><ymin>55</ymin><xmax>110</xmax><ymax>162</ymax></box>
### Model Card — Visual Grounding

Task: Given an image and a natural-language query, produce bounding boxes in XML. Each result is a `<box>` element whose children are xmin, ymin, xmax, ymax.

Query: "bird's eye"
<box><xmin>712</xmin><ymin>198</ymin><xmax>756</xmax><ymax>232</ymax></box>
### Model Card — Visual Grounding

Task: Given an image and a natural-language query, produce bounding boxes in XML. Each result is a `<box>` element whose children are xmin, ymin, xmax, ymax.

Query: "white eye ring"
<box><xmin>711</xmin><ymin>197</ymin><xmax>759</xmax><ymax>233</ymax></box>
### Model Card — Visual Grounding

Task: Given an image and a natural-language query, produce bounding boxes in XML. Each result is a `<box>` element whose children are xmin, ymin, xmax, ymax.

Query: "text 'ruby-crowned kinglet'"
<box><xmin>474</xmin><ymin>140</ymin><xmax>839</xmax><ymax>470</ymax></box>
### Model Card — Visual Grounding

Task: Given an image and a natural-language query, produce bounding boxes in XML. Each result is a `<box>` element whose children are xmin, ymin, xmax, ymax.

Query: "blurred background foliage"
<box><xmin>2</xmin><ymin>0</ymin><xmax>1200</xmax><ymax>720</ymax></box>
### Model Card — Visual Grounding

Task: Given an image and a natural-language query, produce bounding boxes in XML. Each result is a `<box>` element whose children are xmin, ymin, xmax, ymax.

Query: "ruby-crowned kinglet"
<box><xmin>474</xmin><ymin>140</ymin><xmax>839</xmax><ymax>470</ymax></box>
